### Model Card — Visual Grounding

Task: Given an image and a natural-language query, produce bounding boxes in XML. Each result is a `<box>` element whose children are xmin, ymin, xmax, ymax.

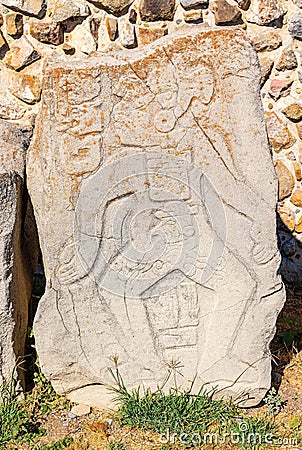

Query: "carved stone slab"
<box><xmin>28</xmin><ymin>27</ymin><xmax>285</xmax><ymax>407</ymax></box>
<box><xmin>0</xmin><ymin>119</ymin><xmax>38</xmax><ymax>388</ymax></box>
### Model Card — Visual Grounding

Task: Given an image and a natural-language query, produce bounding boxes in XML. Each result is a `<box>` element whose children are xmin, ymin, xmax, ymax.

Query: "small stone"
<box><xmin>0</xmin><ymin>94</ymin><xmax>25</xmax><ymax>120</ymax></box>
<box><xmin>68</xmin><ymin>412</ymin><xmax>77</xmax><ymax>419</ymax></box>
<box><xmin>250</xmin><ymin>30</ymin><xmax>282</xmax><ymax>52</ymax></box>
<box><xmin>268</xmin><ymin>103</ymin><xmax>273</xmax><ymax>110</ymax></box>
<box><xmin>291</xmin><ymin>189</ymin><xmax>302</xmax><ymax>207</ymax></box>
<box><xmin>210</xmin><ymin>0</ymin><xmax>242</xmax><ymax>25</ymax></box>
<box><xmin>105</xmin><ymin>17</ymin><xmax>118</xmax><ymax>41</ymax></box>
<box><xmin>258</xmin><ymin>54</ymin><xmax>273</xmax><ymax>87</ymax></box>
<box><xmin>180</xmin><ymin>0</ymin><xmax>205</xmax><ymax>6</ymax></box>
<box><xmin>295</xmin><ymin>161</ymin><xmax>302</xmax><ymax>181</ymax></box>
<box><xmin>120</xmin><ymin>21</ymin><xmax>136</xmax><ymax>48</ymax></box>
<box><xmin>278</xmin><ymin>205</ymin><xmax>295</xmax><ymax>230</ymax></box>
<box><xmin>0</xmin><ymin>13</ymin><xmax>3</xmax><ymax>26</ymax></box>
<box><xmin>289</xmin><ymin>12</ymin><xmax>302</xmax><ymax>40</ymax></box>
<box><xmin>276</xmin><ymin>46</ymin><xmax>297</xmax><ymax>71</ymax></box>
<box><xmin>2</xmin><ymin>0</ymin><xmax>46</xmax><ymax>18</ymax></box>
<box><xmin>183</xmin><ymin>9</ymin><xmax>203</xmax><ymax>22</ymax></box>
<box><xmin>139</xmin><ymin>0</ymin><xmax>176</xmax><ymax>21</ymax></box>
<box><xmin>70</xmin><ymin>404</ymin><xmax>91</xmax><ymax>417</ymax></box>
<box><xmin>295</xmin><ymin>216</ymin><xmax>302</xmax><ymax>232</ymax></box>
<box><xmin>87</xmin><ymin>0</ymin><xmax>133</xmax><ymax>16</ymax></box>
<box><xmin>137</xmin><ymin>23</ymin><xmax>168</xmax><ymax>45</ymax></box>
<box><xmin>30</xmin><ymin>20</ymin><xmax>64</xmax><ymax>45</ymax></box>
<box><xmin>246</xmin><ymin>0</ymin><xmax>286</xmax><ymax>26</ymax></box>
<box><xmin>9</xmin><ymin>72</ymin><xmax>41</xmax><ymax>104</ymax></box>
<box><xmin>51</xmin><ymin>0</ymin><xmax>90</xmax><ymax>23</ymax></box>
<box><xmin>269</xmin><ymin>79</ymin><xmax>293</xmax><ymax>100</ymax></box>
<box><xmin>3</xmin><ymin>36</ymin><xmax>40</xmax><ymax>71</ymax></box>
<box><xmin>129</xmin><ymin>8</ymin><xmax>137</xmax><ymax>22</ymax></box>
<box><xmin>106</xmin><ymin>418</ymin><xmax>114</xmax><ymax>425</ymax></box>
<box><xmin>265</xmin><ymin>112</ymin><xmax>296</xmax><ymax>152</ymax></box>
<box><xmin>282</xmin><ymin>103</ymin><xmax>302</xmax><ymax>122</ymax></box>
<box><xmin>5</xmin><ymin>13</ymin><xmax>23</xmax><ymax>37</ymax></box>
<box><xmin>62</xmin><ymin>43</ymin><xmax>76</xmax><ymax>54</ymax></box>
<box><xmin>274</xmin><ymin>161</ymin><xmax>295</xmax><ymax>200</ymax></box>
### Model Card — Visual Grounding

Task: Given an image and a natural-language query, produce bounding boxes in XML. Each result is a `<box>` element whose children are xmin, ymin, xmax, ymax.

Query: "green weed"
<box><xmin>263</xmin><ymin>387</ymin><xmax>284</xmax><ymax>416</ymax></box>
<box><xmin>108</xmin><ymin>362</ymin><xmax>280</xmax><ymax>448</ymax></box>
<box><xmin>107</xmin><ymin>444</ymin><xmax>125</xmax><ymax>450</ymax></box>
<box><xmin>0</xmin><ymin>373</ymin><xmax>45</xmax><ymax>446</ymax></box>
<box><xmin>35</xmin><ymin>437</ymin><xmax>73</xmax><ymax>449</ymax></box>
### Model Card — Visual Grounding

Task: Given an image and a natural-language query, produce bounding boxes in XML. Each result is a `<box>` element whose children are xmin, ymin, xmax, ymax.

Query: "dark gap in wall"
<box><xmin>24</xmin><ymin>249</ymin><xmax>46</xmax><ymax>392</ymax></box>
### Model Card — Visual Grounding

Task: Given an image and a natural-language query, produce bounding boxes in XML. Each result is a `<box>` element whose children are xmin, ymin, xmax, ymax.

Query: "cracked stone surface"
<box><xmin>28</xmin><ymin>27</ymin><xmax>285</xmax><ymax>408</ymax></box>
<box><xmin>1</xmin><ymin>0</ymin><xmax>46</xmax><ymax>17</ymax></box>
<box><xmin>0</xmin><ymin>119</ymin><xmax>38</xmax><ymax>388</ymax></box>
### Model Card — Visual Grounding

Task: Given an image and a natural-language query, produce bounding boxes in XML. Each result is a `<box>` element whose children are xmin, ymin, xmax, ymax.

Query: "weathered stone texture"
<box><xmin>282</xmin><ymin>103</ymin><xmax>302</xmax><ymax>122</ymax></box>
<box><xmin>246</xmin><ymin>0</ymin><xmax>286</xmax><ymax>25</ymax></box>
<box><xmin>9</xmin><ymin>72</ymin><xmax>41</xmax><ymax>104</ymax></box>
<box><xmin>258</xmin><ymin>54</ymin><xmax>273</xmax><ymax>87</ymax></box>
<box><xmin>291</xmin><ymin>189</ymin><xmax>302</xmax><ymax>207</ymax></box>
<box><xmin>137</xmin><ymin>23</ymin><xmax>168</xmax><ymax>45</ymax></box>
<box><xmin>183</xmin><ymin>8</ymin><xmax>203</xmax><ymax>22</ymax></box>
<box><xmin>51</xmin><ymin>0</ymin><xmax>90</xmax><ymax>23</ymax></box>
<box><xmin>210</xmin><ymin>0</ymin><xmax>242</xmax><ymax>24</ymax></box>
<box><xmin>289</xmin><ymin>12</ymin><xmax>302</xmax><ymax>40</ymax></box>
<box><xmin>30</xmin><ymin>20</ymin><xmax>64</xmax><ymax>45</ymax></box>
<box><xmin>265</xmin><ymin>112</ymin><xmax>296</xmax><ymax>152</ymax></box>
<box><xmin>269</xmin><ymin>79</ymin><xmax>293</xmax><ymax>100</ymax></box>
<box><xmin>87</xmin><ymin>0</ymin><xmax>133</xmax><ymax>16</ymax></box>
<box><xmin>0</xmin><ymin>119</ymin><xmax>38</xmax><ymax>388</ymax></box>
<box><xmin>28</xmin><ymin>28</ymin><xmax>285</xmax><ymax>408</ymax></box>
<box><xmin>275</xmin><ymin>46</ymin><xmax>297</xmax><ymax>71</ymax></box>
<box><xmin>274</xmin><ymin>160</ymin><xmax>295</xmax><ymax>200</ymax></box>
<box><xmin>250</xmin><ymin>30</ymin><xmax>282</xmax><ymax>52</ymax></box>
<box><xmin>105</xmin><ymin>17</ymin><xmax>118</xmax><ymax>41</ymax></box>
<box><xmin>139</xmin><ymin>0</ymin><xmax>176</xmax><ymax>21</ymax></box>
<box><xmin>3</xmin><ymin>36</ymin><xmax>40</xmax><ymax>71</ymax></box>
<box><xmin>1</xmin><ymin>0</ymin><xmax>46</xmax><ymax>17</ymax></box>
<box><xmin>5</xmin><ymin>12</ymin><xmax>23</xmax><ymax>37</ymax></box>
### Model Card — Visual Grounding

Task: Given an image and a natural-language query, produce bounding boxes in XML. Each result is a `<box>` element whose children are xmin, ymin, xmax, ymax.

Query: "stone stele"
<box><xmin>0</xmin><ymin>119</ymin><xmax>38</xmax><ymax>388</ymax></box>
<box><xmin>28</xmin><ymin>26</ymin><xmax>285</xmax><ymax>408</ymax></box>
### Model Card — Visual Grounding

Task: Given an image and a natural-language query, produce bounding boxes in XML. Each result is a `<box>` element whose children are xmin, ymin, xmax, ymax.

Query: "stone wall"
<box><xmin>1</xmin><ymin>0</ymin><xmax>302</xmax><ymax>281</ymax></box>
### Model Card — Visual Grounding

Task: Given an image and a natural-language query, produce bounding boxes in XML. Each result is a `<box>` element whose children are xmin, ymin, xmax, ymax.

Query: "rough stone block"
<box><xmin>1</xmin><ymin>0</ymin><xmax>46</xmax><ymax>18</ymax></box>
<box><xmin>27</xmin><ymin>27</ymin><xmax>285</xmax><ymax>408</ymax></box>
<box><xmin>0</xmin><ymin>119</ymin><xmax>38</xmax><ymax>388</ymax></box>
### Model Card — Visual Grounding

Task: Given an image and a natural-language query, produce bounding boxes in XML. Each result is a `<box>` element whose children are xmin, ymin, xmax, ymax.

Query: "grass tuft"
<box><xmin>108</xmin><ymin>362</ymin><xmax>279</xmax><ymax>448</ymax></box>
<box><xmin>0</xmin><ymin>372</ymin><xmax>45</xmax><ymax>446</ymax></box>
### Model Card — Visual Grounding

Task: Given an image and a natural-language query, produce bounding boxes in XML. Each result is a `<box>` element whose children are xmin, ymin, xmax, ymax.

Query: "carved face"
<box><xmin>61</xmin><ymin>133</ymin><xmax>102</xmax><ymax>176</ymax></box>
